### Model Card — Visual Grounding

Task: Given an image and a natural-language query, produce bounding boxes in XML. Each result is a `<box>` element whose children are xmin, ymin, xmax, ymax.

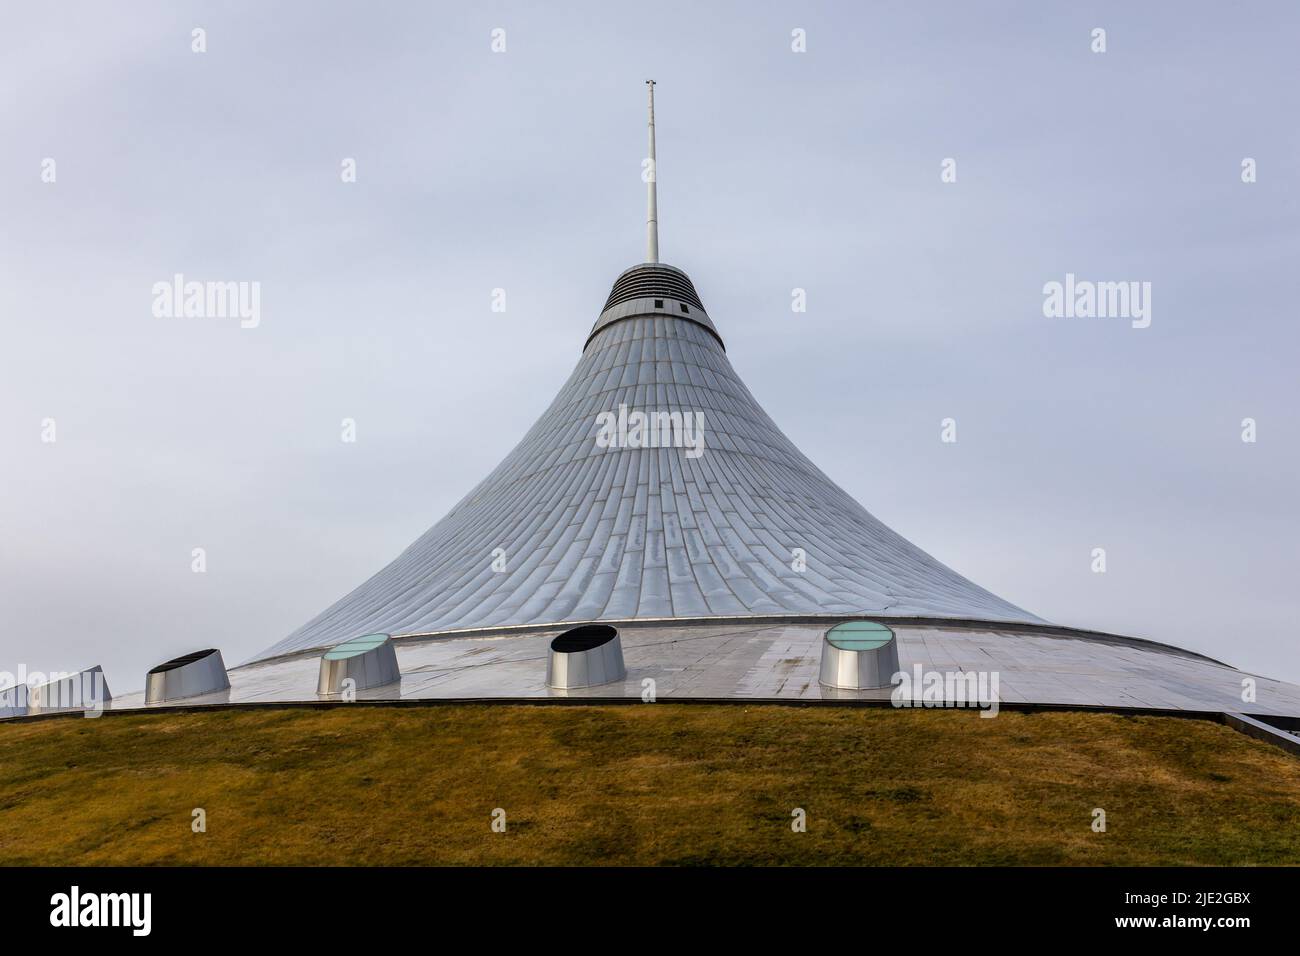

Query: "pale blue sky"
<box><xmin>2</xmin><ymin>0</ymin><xmax>1297</xmax><ymax>691</ymax></box>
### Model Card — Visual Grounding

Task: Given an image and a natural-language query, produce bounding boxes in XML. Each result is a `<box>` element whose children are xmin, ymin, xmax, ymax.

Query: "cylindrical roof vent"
<box><xmin>145</xmin><ymin>648</ymin><xmax>230</xmax><ymax>704</ymax></box>
<box><xmin>819</xmin><ymin>621</ymin><xmax>899</xmax><ymax>690</ymax></box>
<box><xmin>1</xmin><ymin>682</ymin><xmax>31</xmax><ymax>719</ymax></box>
<box><xmin>318</xmin><ymin>633</ymin><xmax>401</xmax><ymax>696</ymax></box>
<box><xmin>29</xmin><ymin>665</ymin><xmax>112</xmax><ymax>714</ymax></box>
<box><xmin>547</xmin><ymin>624</ymin><xmax>626</xmax><ymax>689</ymax></box>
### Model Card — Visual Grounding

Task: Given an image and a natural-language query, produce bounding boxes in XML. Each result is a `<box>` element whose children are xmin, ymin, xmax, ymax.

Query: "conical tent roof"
<box><xmin>254</xmin><ymin>262</ymin><xmax>1041</xmax><ymax>662</ymax></box>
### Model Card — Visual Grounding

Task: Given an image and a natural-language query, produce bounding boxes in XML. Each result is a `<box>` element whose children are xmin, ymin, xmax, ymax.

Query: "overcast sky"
<box><xmin>2</xmin><ymin>0</ymin><xmax>1297</xmax><ymax>694</ymax></box>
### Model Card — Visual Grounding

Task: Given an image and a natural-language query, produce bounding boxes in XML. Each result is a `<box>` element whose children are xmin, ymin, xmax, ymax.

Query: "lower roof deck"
<box><xmin>43</xmin><ymin>619</ymin><xmax>1300</xmax><ymax>721</ymax></box>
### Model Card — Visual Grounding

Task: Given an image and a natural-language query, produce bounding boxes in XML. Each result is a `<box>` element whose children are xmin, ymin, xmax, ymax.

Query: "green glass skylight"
<box><xmin>323</xmin><ymin>633</ymin><xmax>391</xmax><ymax>661</ymax></box>
<box><xmin>826</xmin><ymin>620</ymin><xmax>894</xmax><ymax>651</ymax></box>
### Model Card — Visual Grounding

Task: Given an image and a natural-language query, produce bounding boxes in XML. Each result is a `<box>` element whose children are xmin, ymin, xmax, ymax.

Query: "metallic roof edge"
<box><xmin>2</xmin><ymin>699</ymin><xmax>1273</xmax><ymax>729</ymax></box>
<box><xmin>584</xmin><ymin>296</ymin><xmax>723</xmax><ymax>352</ymax></box>
<box><xmin>236</xmin><ymin>613</ymin><xmax>1228</xmax><ymax>672</ymax></box>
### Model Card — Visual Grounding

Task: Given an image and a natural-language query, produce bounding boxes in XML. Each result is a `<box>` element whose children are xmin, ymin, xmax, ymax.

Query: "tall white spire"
<box><xmin>645</xmin><ymin>79</ymin><xmax>658</xmax><ymax>263</ymax></box>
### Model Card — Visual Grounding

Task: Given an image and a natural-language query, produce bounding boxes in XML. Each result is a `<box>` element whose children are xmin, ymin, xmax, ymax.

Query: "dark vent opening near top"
<box><xmin>602</xmin><ymin>264</ymin><xmax>705</xmax><ymax>313</ymax></box>
<box><xmin>551</xmin><ymin>624</ymin><xmax>619</xmax><ymax>653</ymax></box>
<box><xmin>148</xmin><ymin>649</ymin><xmax>219</xmax><ymax>674</ymax></box>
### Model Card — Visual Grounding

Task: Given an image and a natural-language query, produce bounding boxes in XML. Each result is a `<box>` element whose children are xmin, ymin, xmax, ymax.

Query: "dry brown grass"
<box><xmin>2</xmin><ymin>704</ymin><xmax>1298</xmax><ymax>865</ymax></box>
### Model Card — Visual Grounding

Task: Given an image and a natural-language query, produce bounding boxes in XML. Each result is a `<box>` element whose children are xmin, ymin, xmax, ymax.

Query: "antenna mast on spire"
<box><xmin>645</xmin><ymin>80</ymin><xmax>658</xmax><ymax>263</ymax></box>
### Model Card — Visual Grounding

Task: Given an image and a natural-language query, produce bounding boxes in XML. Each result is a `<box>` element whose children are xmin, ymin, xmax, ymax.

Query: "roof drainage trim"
<box><xmin>2</xmin><ymin>699</ymin><xmax>1267</xmax><ymax>728</ymax></box>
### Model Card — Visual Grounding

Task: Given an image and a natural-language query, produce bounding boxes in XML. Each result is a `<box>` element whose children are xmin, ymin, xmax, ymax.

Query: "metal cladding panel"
<box><xmin>253</xmin><ymin>265</ymin><xmax>1044</xmax><ymax>663</ymax></box>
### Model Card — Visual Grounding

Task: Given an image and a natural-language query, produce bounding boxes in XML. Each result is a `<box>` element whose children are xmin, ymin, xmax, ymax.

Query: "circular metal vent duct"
<box><xmin>145</xmin><ymin>648</ymin><xmax>230</xmax><ymax>704</ymax></box>
<box><xmin>547</xmin><ymin>624</ymin><xmax>626</xmax><ymax>689</ymax></box>
<box><xmin>819</xmin><ymin>621</ymin><xmax>899</xmax><ymax>690</ymax></box>
<box><xmin>318</xmin><ymin>633</ymin><xmax>401</xmax><ymax>696</ymax></box>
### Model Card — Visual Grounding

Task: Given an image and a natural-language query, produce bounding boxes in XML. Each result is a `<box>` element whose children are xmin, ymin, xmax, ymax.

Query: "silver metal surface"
<box><xmin>255</xmin><ymin>269</ymin><xmax>1041</xmax><ymax>663</ymax></box>
<box><xmin>584</xmin><ymin>288</ymin><xmax>720</xmax><ymax>352</ymax></box>
<box><xmin>819</xmin><ymin>625</ymin><xmax>900</xmax><ymax>690</ymax></box>
<box><xmin>1221</xmin><ymin>713</ymin><xmax>1300</xmax><ymax>756</ymax></box>
<box><xmin>317</xmin><ymin>633</ymin><xmax>401</xmax><ymax>696</ymax></box>
<box><xmin>124</xmin><ymin>96</ymin><xmax>1285</xmax><ymax>717</ymax></box>
<box><xmin>0</xmin><ymin>682</ymin><xmax>30</xmax><ymax>719</ymax></box>
<box><xmin>6</xmin><ymin>91</ymin><xmax>1290</xmax><ymax>730</ymax></box>
<box><xmin>28</xmin><ymin>666</ymin><xmax>111</xmax><ymax>715</ymax></box>
<box><xmin>547</xmin><ymin>625</ymin><xmax>627</xmax><ymax>689</ymax></box>
<box><xmin>645</xmin><ymin>80</ymin><xmax>658</xmax><ymax>263</ymax></box>
<box><xmin>46</xmin><ymin>619</ymin><xmax>1300</xmax><ymax>722</ymax></box>
<box><xmin>247</xmin><ymin>92</ymin><xmax>1036</xmax><ymax>663</ymax></box>
<box><xmin>145</xmin><ymin>649</ymin><xmax>230</xmax><ymax>704</ymax></box>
